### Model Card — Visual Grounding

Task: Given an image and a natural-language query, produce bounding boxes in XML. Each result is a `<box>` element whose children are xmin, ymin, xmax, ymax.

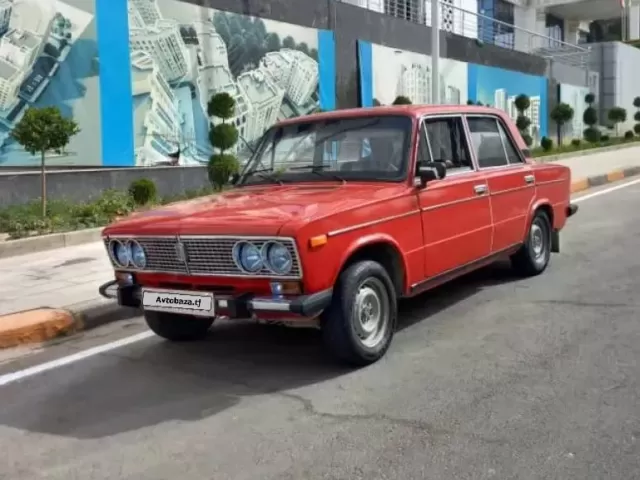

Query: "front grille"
<box><xmin>103</xmin><ymin>236</ymin><xmax>302</xmax><ymax>278</ymax></box>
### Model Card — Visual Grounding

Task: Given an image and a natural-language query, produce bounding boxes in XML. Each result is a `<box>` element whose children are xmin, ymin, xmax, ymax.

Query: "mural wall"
<box><xmin>468</xmin><ymin>64</ymin><xmax>548</xmax><ymax>143</ymax></box>
<box><xmin>357</xmin><ymin>40</ymin><xmax>468</xmax><ymax>108</ymax></box>
<box><xmin>0</xmin><ymin>0</ymin><xmax>100</xmax><ymax>167</ymax></box>
<box><xmin>358</xmin><ymin>41</ymin><xmax>548</xmax><ymax>144</ymax></box>
<box><xmin>126</xmin><ymin>0</ymin><xmax>335</xmax><ymax>167</ymax></box>
<box><xmin>559</xmin><ymin>83</ymin><xmax>589</xmax><ymax>141</ymax></box>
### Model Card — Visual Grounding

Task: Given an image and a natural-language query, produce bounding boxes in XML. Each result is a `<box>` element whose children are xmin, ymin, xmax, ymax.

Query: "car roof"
<box><xmin>275</xmin><ymin>104</ymin><xmax>506</xmax><ymax>127</ymax></box>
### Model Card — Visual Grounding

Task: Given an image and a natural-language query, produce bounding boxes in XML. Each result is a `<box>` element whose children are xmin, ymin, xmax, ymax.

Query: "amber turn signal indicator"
<box><xmin>309</xmin><ymin>234</ymin><xmax>327</xmax><ymax>248</ymax></box>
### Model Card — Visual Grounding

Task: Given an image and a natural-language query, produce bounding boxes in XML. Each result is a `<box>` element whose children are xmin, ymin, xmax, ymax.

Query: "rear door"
<box><xmin>466</xmin><ymin>115</ymin><xmax>535</xmax><ymax>253</ymax></box>
<box><xmin>417</xmin><ymin>115</ymin><xmax>493</xmax><ymax>279</ymax></box>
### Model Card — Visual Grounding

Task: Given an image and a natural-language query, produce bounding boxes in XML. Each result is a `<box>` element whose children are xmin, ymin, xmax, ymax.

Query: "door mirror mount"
<box><xmin>417</xmin><ymin>162</ymin><xmax>446</xmax><ymax>185</ymax></box>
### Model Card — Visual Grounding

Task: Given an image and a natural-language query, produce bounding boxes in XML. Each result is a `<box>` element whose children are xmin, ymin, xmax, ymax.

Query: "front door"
<box><xmin>417</xmin><ymin>115</ymin><xmax>493</xmax><ymax>279</ymax></box>
<box><xmin>466</xmin><ymin>115</ymin><xmax>536</xmax><ymax>253</ymax></box>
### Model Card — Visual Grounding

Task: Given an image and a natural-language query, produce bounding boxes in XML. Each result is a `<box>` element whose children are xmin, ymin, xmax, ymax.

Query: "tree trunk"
<box><xmin>40</xmin><ymin>150</ymin><xmax>46</xmax><ymax>218</ymax></box>
<box><xmin>557</xmin><ymin>122</ymin><xmax>562</xmax><ymax>146</ymax></box>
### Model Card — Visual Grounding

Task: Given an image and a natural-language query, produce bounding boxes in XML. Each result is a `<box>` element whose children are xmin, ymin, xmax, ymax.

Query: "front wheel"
<box><xmin>144</xmin><ymin>311</ymin><xmax>214</xmax><ymax>341</ymax></box>
<box><xmin>321</xmin><ymin>260</ymin><xmax>397</xmax><ymax>366</ymax></box>
<box><xmin>511</xmin><ymin>210</ymin><xmax>551</xmax><ymax>277</ymax></box>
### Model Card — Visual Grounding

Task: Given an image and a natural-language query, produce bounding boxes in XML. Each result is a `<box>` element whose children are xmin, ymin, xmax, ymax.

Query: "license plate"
<box><xmin>141</xmin><ymin>288</ymin><xmax>214</xmax><ymax>317</ymax></box>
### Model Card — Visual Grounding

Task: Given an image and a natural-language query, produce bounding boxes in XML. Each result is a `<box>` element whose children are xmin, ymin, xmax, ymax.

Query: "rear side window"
<box><xmin>497</xmin><ymin>120</ymin><xmax>523</xmax><ymax>164</ymax></box>
<box><xmin>467</xmin><ymin>117</ymin><xmax>507</xmax><ymax>168</ymax></box>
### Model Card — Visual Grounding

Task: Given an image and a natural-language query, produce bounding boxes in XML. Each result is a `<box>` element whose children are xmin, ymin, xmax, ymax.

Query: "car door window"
<box><xmin>496</xmin><ymin>120</ymin><xmax>523</xmax><ymax>164</ymax></box>
<box><xmin>467</xmin><ymin>117</ymin><xmax>509</xmax><ymax>169</ymax></box>
<box><xmin>423</xmin><ymin>117</ymin><xmax>473</xmax><ymax>173</ymax></box>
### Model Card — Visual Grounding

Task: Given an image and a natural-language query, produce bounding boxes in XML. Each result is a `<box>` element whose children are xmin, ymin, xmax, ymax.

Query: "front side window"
<box><xmin>237</xmin><ymin>115</ymin><xmax>413</xmax><ymax>185</ymax></box>
<box><xmin>422</xmin><ymin>116</ymin><xmax>473</xmax><ymax>174</ymax></box>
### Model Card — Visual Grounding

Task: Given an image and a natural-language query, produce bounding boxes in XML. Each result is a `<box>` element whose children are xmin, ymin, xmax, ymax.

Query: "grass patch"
<box><xmin>531</xmin><ymin>135</ymin><xmax>640</xmax><ymax>158</ymax></box>
<box><xmin>0</xmin><ymin>185</ymin><xmax>216</xmax><ymax>240</ymax></box>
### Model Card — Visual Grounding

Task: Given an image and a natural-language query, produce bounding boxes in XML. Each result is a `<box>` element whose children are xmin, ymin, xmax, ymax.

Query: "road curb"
<box><xmin>571</xmin><ymin>165</ymin><xmax>640</xmax><ymax>193</ymax></box>
<box><xmin>0</xmin><ymin>228</ymin><xmax>103</xmax><ymax>259</ymax></box>
<box><xmin>0</xmin><ymin>300</ymin><xmax>140</xmax><ymax>349</ymax></box>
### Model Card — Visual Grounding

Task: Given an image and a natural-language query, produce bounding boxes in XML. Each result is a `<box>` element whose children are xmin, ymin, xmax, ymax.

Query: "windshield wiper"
<box><xmin>288</xmin><ymin>165</ymin><xmax>346</xmax><ymax>184</ymax></box>
<box><xmin>243</xmin><ymin>168</ymin><xmax>285</xmax><ymax>185</ymax></box>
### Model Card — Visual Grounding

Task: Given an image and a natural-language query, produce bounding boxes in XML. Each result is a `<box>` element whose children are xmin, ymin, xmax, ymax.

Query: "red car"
<box><xmin>100</xmin><ymin>105</ymin><xmax>578</xmax><ymax>366</ymax></box>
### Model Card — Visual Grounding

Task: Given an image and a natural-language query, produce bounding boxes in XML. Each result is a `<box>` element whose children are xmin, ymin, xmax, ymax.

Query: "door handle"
<box><xmin>474</xmin><ymin>184</ymin><xmax>488</xmax><ymax>195</ymax></box>
<box><xmin>524</xmin><ymin>174</ymin><xmax>535</xmax><ymax>184</ymax></box>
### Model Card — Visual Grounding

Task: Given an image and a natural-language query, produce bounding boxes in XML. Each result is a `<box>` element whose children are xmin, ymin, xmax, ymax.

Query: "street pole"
<box><xmin>431</xmin><ymin>0</ymin><xmax>440</xmax><ymax>104</ymax></box>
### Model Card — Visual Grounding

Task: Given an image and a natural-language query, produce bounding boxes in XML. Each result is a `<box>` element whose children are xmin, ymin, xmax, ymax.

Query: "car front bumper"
<box><xmin>99</xmin><ymin>281</ymin><xmax>333</xmax><ymax>319</ymax></box>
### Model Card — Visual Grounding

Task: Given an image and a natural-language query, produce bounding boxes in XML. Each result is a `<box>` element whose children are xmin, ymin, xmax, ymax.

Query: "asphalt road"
<box><xmin>1</xmin><ymin>180</ymin><xmax>640</xmax><ymax>480</ymax></box>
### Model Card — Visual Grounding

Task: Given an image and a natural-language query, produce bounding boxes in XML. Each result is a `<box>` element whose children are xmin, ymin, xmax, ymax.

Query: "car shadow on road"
<box><xmin>0</xmin><ymin>262</ymin><xmax>521</xmax><ymax>440</ymax></box>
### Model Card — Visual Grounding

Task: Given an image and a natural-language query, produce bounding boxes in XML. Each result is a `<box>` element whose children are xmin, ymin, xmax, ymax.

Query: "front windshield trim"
<box><xmin>237</xmin><ymin>114</ymin><xmax>414</xmax><ymax>186</ymax></box>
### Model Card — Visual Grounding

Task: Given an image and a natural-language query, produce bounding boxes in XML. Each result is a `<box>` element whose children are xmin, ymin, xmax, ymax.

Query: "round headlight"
<box><xmin>128</xmin><ymin>240</ymin><xmax>146</xmax><ymax>269</ymax></box>
<box><xmin>233</xmin><ymin>241</ymin><xmax>262</xmax><ymax>273</ymax></box>
<box><xmin>110</xmin><ymin>239</ymin><xmax>130</xmax><ymax>267</ymax></box>
<box><xmin>263</xmin><ymin>241</ymin><xmax>293</xmax><ymax>275</ymax></box>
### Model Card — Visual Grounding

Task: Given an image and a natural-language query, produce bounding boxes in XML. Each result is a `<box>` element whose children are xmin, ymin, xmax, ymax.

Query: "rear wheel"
<box><xmin>511</xmin><ymin>210</ymin><xmax>551</xmax><ymax>276</ymax></box>
<box><xmin>144</xmin><ymin>311</ymin><xmax>214</xmax><ymax>341</ymax></box>
<box><xmin>321</xmin><ymin>260</ymin><xmax>397</xmax><ymax>366</ymax></box>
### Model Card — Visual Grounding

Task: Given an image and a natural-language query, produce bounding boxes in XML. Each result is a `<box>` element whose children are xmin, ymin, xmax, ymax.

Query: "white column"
<box><xmin>630</xmin><ymin>4</ymin><xmax>640</xmax><ymax>40</ymax></box>
<box><xmin>564</xmin><ymin>20</ymin><xmax>580</xmax><ymax>44</ymax></box>
<box><xmin>513</xmin><ymin>5</ymin><xmax>541</xmax><ymax>52</ymax></box>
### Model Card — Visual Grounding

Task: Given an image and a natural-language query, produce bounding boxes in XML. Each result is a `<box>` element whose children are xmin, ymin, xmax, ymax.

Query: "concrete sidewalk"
<box><xmin>1</xmin><ymin>144</ymin><xmax>640</xmax><ymax>348</ymax></box>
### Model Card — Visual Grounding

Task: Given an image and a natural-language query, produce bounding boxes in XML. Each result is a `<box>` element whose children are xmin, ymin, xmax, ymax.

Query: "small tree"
<box><xmin>633</xmin><ymin>96</ymin><xmax>640</xmax><ymax>134</ymax></box>
<box><xmin>550</xmin><ymin>102</ymin><xmax>574</xmax><ymax>145</ymax></box>
<box><xmin>392</xmin><ymin>95</ymin><xmax>412</xmax><ymax>105</ymax></box>
<box><xmin>514</xmin><ymin>94</ymin><xmax>532</xmax><ymax>147</ymax></box>
<box><xmin>11</xmin><ymin>106</ymin><xmax>80</xmax><ymax>217</ymax></box>
<box><xmin>207</xmin><ymin>92</ymin><xmax>240</xmax><ymax>191</ymax></box>
<box><xmin>607</xmin><ymin>107</ymin><xmax>627</xmax><ymax>137</ymax></box>
<box><xmin>583</xmin><ymin>93</ymin><xmax>599</xmax><ymax>143</ymax></box>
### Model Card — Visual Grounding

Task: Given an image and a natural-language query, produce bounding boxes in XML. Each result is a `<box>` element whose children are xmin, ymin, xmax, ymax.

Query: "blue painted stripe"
<box><xmin>96</xmin><ymin>0</ymin><xmax>134</xmax><ymax>166</ymax></box>
<box><xmin>318</xmin><ymin>30</ymin><xmax>336</xmax><ymax>111</ymax></box>
<box><xmin>467</xmin><ymin>63</ymin><xmax>478</xmax><ymax>103</ymax></box>
<box><xmin>357</xmin><ymin>40</ymin><xmax>373</xmax><ymax>107</ymax></box>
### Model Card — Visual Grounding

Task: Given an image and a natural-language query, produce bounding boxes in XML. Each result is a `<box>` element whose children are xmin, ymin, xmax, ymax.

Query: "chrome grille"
<box><xmin>103</xmin><ymin>236</ymin><xmax>302</xmax><ymax>278</ymax></box>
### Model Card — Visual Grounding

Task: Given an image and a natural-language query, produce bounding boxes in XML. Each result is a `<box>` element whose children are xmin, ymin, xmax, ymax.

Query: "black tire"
<box><xmin>511</xmin><ymin>210</ymin><xmax>552</xmax><ymax>277</ymax></box>
<box><xmin>321</xmin><ymin>260</ymin><xmax>397</xmax><ymax>366</ymax></box>
<box><xmin>144</xmin><ymin>311</ymin><xmax>214</xmax><ymax>341</ymax></box>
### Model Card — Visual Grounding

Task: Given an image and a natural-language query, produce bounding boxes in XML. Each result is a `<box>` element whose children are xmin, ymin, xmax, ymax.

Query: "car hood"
<box><xmin>103</xmin><ymin>183</ymin><xmax>406</xmax><ymax>237</ymax></box>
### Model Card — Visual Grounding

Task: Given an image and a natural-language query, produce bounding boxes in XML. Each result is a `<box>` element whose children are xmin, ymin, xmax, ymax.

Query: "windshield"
<box><xmin>237</xmin><ymin>115</ymin><xmax>413</xmax><ymax>185</ymax></box>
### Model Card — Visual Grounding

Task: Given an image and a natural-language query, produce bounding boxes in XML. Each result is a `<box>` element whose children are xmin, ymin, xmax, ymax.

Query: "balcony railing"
<box><xmin>337</xmin><ymin>0</ymin><xmax>591</xmax><ymax>69</ymax></box>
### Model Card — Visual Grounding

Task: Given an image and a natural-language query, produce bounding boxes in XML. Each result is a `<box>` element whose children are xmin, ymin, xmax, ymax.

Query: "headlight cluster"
<box><xmin>232</xmin><ymin>240</ymin><xmax>293</xmax><ymax>275</ymax></box>
<box><xmin>108</xmin><ymin>239</ymin><xmax>147</xmax><ymax>269</ymax></box>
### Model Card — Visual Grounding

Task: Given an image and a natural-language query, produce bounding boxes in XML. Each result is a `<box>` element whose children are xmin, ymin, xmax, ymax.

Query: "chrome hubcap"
<box><xmin>353</xmin><ymin>277</ymin><xmax>389</xmax><ymax>349</ymax></box>
<box><xmin>531</xmin><ymin>223</ymin><xmax>545</xmax><ymax>259</ymax></box>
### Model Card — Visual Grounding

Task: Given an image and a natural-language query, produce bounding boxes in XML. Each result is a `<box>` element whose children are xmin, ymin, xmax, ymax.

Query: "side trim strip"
<box><xmin>409</xmin><ymin>243</ymin><xmax>522</xmax><ymax>295</ymax></box>
<box><xmin>327</xmin><ymin>210</ymin><xmax>420</xmax><ymax>237</ymax></box>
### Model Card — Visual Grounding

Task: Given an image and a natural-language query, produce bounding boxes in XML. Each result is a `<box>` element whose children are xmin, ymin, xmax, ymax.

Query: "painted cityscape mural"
<box><xmin>358</xmin><ymin>40</ymin><xmax>468</xmax><ymax>107</ymax></box>
<box><xmin>127</xmin><ymin>0</ymin><xmax>329</xmax><ymax>167</ymax></box>
<box><xmin>358</xmin><ymin>41</ymin><xmax>548</xmax><ymax>144</ymax></box>
<box><xmin>0</xmin><ymin>0</ymin><xmax>100</xmax><ymax>167</ymax></box>
<box><xmin>468</xmin><ymin>64</ymin><xmax>548</xmax><ymax>143</ymax></box>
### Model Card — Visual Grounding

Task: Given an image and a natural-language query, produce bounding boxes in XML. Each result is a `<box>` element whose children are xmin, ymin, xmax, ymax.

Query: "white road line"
<box><xmin>572</xmin><ymin>177</ymin><xmax>640</xmax><ymax>203</ymax></box>
<box><xmin>0</xmin><ymin>331</ymin><xmax>154</xmax><ymax>387</ymax></box>
<box><xmin>1</xmin><ymin>175</ymin><xmax>640</xmax><ymax>388</ymax></box>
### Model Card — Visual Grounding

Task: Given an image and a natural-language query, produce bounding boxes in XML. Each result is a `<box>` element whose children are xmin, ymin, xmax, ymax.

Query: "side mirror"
<box><xmin>417</xmin><ymin>162</ymin><xmax>446</xmax><ymax>183</ymax></box>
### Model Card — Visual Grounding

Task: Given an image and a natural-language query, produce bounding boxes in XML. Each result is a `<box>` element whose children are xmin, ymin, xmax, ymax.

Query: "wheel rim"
<box><xmin>530</xmin><ymin>221</ymin><xmax>546</xmax><ymax>260</ymax></box>
<box><xmin>352</xmin><ymin>277</ymin><xmax>390</xmax><ymax>349</ymax></box>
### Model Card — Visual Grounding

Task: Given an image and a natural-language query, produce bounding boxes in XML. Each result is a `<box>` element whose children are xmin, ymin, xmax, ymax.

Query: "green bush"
<box><xmin>392</xmin><ymin>95</ymin><xmax>412</xmax><ymax>105</ymax></box>
<box><xmin>128</xmin><ymin>178</ymin><xmax>157</xmax><ymax>206</ymax></box>
<box><xmin>624</xmin><ymin>130</ymin><xmax>635</xmax><ymax>140</ymax></box>
<box><xmin>571</xmin><ymin>138</ymin><xmax>581</xmax><ymax>147</ymax></box>
<box><xmin>208</xmin><ymin>123</ymin><xmax>239</xmax><ymax>151</ymax></box>
<box><xmin>208</xmin><ymin>153</ymin><xmax>239</xmax><ymax>191</ymax></box>
<box><xmin>634</xmin><ymin>123</ymin><xmax>640</xmax><ymax>134</ymax></box>
<box><xmin>584</xmin><ymin>127</ymin><xmax>600</xmax><ymax>144</ymax></box>
<box><xmin>522</xmin><ymin>134</ymin><xmax>533</xmax><ymax>147</ymax></box>
<box><xmin>601</xmin><ymin>134</ymin><xmax>610</xmax><ymax>142</ymax></box>
<box><xmin>540</xmin><ymin>136</ymin><xmax>553</xmax><ymax>151</ymax></box>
